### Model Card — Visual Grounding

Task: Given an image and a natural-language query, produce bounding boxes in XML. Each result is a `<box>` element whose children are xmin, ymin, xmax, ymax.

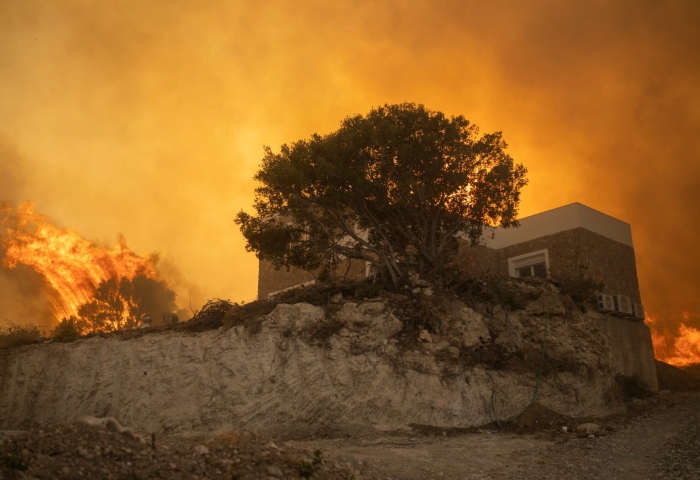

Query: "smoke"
<box><xmin>0</xmin><ymin>259</ymin><xmax>55</xmax><ymax>329</ymax></box>
<box><xmin>0</xmin><ymin>139</ymin><xmax>54</xmax><ymax>327</ymax></box>
<box><xmin>0</xmin><ymin>1</ymin><xmax>698</xmax><ymax>340</ymax></box>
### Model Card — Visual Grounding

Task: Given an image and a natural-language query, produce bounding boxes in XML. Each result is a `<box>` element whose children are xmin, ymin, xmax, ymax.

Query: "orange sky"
<box><xmin>1</xmin><ymin>1</ymin><xmax>699</xmax><ymax>334</ymax></box>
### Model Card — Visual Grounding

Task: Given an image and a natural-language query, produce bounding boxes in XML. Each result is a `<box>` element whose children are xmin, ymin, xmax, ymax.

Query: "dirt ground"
<box><xmin>2</xmin><ymin>391</ymin><xmax>699</xmax><ymax>479</ymax></box>
<box><xmin>290</xmin><ymin>391</ymin><xmax>700</xmax><ymax>479</ymax></box>
<box><xmin>2</xmin><ymin>362</ymin><xmax>699</xmax><ymax>480</ymax></box>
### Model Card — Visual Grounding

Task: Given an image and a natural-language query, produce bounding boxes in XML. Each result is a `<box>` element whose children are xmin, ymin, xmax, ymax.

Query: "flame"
<box><xmin>648</xmin><ymin>313</ymin><xmax>700</xmax><ymax>368</ymax></box>
<box><xmin>1</xmin><ymin>202</ymin><xmax>156</xmax><ymax>326</ymax></box>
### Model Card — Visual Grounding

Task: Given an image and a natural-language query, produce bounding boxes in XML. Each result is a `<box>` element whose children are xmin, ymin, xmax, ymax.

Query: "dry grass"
<box><xmin>0</xmin><ymin>322</ymin><xmax>43</xmax><ymax>349</ymax></box>
<box><xmin>175</xmin><ymin>278</ymin><xmax>387</xmax><ymax>335</ymax></box>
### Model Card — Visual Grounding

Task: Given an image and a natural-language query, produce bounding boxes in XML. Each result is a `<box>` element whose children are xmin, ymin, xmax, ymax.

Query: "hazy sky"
<box><xmin>1</xmin><ymin>1</ymin><xmax>699</xmax><ymax>334</ymax></box>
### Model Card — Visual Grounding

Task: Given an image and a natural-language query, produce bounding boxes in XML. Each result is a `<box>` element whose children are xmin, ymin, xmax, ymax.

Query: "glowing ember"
<box><xmin>648</xmin><ymin>314</ymin><xmax>700</xmax><ymax>368</ymax></box>
<box><xmin>1</xmin><ymin>202</ymin><xmax>157</xmax><ymax>325</ymax></box>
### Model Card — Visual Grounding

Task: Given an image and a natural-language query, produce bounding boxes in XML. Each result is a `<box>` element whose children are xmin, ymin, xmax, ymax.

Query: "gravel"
<box><xmin>0</xmin><ymin>421</ymin><xmax>357</xmax><ymax>479</ymax></box>
<box><xmin>3</xmin><ymin>394</ymin><xmax>700</xmax><ymax>479</ymax></box>
<box><xmin>506</xmin><ymin>393</ymin><xmax>700</xmax><ymax>479</ymax></box>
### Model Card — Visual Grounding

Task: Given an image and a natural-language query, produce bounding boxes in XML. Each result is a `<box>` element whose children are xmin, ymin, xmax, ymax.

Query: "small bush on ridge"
<box><xmin>0</xmin><ymin>322</ymin><xmax>43</xmax><ymax>349</ymax></box>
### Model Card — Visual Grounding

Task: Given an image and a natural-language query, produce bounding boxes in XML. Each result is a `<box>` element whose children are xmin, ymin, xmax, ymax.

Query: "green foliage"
<box><xmin>52</xmin><ymin>316</ymin><xmax>87</xmax><ymax>342</ymax></box>
<box><xmin>0</xmin><ymin>322</ymin><xmax>42</xmax><ymax>349</ymax></box>
<box><xmin>236</xmin><ymin>103</ymin><xmax>527</xmax><ymax>287</ymax></box>
<box><xmin>616</xmin><ymin>374</ymin><xmax>652</xmax><ymax>399</ymax></box>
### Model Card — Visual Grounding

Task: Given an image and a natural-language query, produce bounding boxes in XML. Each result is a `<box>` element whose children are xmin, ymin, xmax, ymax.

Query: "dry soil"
<box><xmin>2</xmin><ymin>391</ymin><xmax>700</xmax><ymax>479</ymax></box>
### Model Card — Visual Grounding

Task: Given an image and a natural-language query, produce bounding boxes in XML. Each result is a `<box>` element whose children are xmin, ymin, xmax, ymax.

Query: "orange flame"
<box><xmin>1</xmin><ymin>202</ymin><xmax>156</xmax><ymax>323</ymax></box>
<box><xmin>648</xmin><ymin>313</ymin><xmax>700</xmax><ymax>367</ymax></box>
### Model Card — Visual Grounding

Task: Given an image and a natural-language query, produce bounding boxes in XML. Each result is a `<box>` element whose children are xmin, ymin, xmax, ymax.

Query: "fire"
<box><xmin>1</xmin><ymin>202</ymin><xmax>157</xmax><ymax>326</ymax></box>
<box><xmin>648</xmin><ymin>313</ymin><xmax>700</xmax><ymax>367</ymax></box>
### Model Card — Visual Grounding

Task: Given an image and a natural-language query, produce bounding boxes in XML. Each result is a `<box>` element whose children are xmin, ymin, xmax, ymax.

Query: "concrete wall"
<box><xmin>596</xmin><ymin>316</ymin><xmax>658</xmax><ymax>391</ymax></box>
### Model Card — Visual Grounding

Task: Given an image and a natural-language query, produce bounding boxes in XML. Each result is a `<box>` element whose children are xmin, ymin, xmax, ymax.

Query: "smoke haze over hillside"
<box><xmin>0</xmin><ymin>1</ymin><xmax>699</xmax><ymax>342</ymax></box>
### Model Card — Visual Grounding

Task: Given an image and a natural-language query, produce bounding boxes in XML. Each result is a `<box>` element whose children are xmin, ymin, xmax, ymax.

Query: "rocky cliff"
<box><xmin>0</xmin><ymin>283</ymin><xmax>657</xmax><ymax>435</ymax></box>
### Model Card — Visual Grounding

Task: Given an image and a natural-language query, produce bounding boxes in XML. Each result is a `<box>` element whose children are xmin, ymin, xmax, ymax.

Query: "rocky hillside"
<box><xmin>0</xmin><ymin>280</ymin><xmax>657</xmax><ymax>435</ymax></box>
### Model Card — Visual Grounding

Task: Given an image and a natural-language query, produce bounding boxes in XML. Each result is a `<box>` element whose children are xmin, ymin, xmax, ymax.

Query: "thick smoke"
<box><xmin>0</xmin><ymin>1</ymin><xmax>698</xmax><ymax>343</ymax></box>
<box><xmin>0</xmin><ymin>140</ymin><xmax>54</xmax><ymax>328</ymax></box>
<box><xmin>0</xmin><ymin>258</ymin><xmax>55</xmax><ymax>329</ymax></box>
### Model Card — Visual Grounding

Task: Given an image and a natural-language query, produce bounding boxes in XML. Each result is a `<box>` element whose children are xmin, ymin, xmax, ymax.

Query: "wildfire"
<box><xmin>1</xmin><ymin>202</ymin><xmax>157</xmax><ymax>324</ymax></box>
<box><xmin>648</xmin><ymin>313</ymin><xmax>700</xmax><ymax>368</ymax></box>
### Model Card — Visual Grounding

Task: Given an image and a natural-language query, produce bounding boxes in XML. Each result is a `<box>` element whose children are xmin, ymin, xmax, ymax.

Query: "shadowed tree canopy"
<box><xmin>76</xmin><ymin>274</ymin><xmax>177</xmax><ymax>332</ymax></box>
<box><xmin>236</xmin><ymin>103</ymin><xmax>527</xmax><ymax>287</ymax></box>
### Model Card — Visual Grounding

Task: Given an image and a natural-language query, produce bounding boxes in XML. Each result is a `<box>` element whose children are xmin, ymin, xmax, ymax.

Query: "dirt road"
<box><xmin>2</xmin><ymin>392</ymin><xmax>699</xmax><ymax>479</ymax></box>
<box><xmin>291</xmin><ymin>392</ymin><xmax>700</xmax><ymax>479</ymax></box>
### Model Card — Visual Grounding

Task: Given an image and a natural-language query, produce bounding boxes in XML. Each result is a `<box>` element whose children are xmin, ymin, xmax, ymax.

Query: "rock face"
<box><xmin>576</xmin><ymin>422</ymin><xmax>601</xmax><ymax>436</ymax></box>
<box><xmin>0</xmin><ymin>291</ymin><xmax>657</xmax><ymax>435</ymax></box>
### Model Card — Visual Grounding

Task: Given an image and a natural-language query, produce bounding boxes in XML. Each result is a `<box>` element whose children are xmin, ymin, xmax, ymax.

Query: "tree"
<box><xmin>236</xmin><ymin>103</ymin><xmax>527</xmax><ymax>287</ymax></box>
<box><xmin>76</xmin><ymin>275</ymin><xmax>177</xmax><ymax>332</ymax></box>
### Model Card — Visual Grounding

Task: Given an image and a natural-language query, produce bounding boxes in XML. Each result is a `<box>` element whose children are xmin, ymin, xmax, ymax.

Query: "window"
<box><xmin>508</xmin><ymin>249</ymin><xmax>549</xmax><ymax>279</ymax></box>
<box><xmin>516</xmin><ymin>262</ymin><xmax>547</xmax><ymax>278</ymax></box>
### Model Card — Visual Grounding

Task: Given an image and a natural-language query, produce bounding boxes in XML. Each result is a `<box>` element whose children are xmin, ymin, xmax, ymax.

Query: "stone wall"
<box><xmin>258</xmin><ymin>260</ymin><xmax>316</xmax><ymax>300</ymax></box>
<box><xmin>260</xmin><ymin>227</ymin><xmax>642</xmax><ymax>303</ymax></box>
<box><xmin>455</xmin><ymin>243</ymin><xmax>501</xmax><ymax>276</ymax></box>
<box><xmin>494</xmin><ymin>227</ymin><xmax>641</xmax><ymax>302</ymax></box>
<box><xmin>258</xmin><ymin>258</ymin><xmax>367</xmax><ymax>300</ymax></box>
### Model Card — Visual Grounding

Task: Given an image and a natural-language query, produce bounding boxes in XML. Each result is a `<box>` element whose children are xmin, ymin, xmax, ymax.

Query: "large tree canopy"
<box><xmin>236</xmin><ymin>103</ymin><xmax>527</xmax><ymax>287</ymax></box>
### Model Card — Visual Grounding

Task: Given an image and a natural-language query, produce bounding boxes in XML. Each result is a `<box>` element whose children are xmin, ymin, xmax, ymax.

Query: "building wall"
<box><xmin>455</xmin><ymin>243</ymin><xmax>501</xmax><ymax>277</ymax></box>
<box><xmin>260</xmin><ymin>227</ymin><xmax>641</xmax><ymax>304</ymax></box>
<box><xmin>484</xmin><ymin>202</ymin><xmax>634</xmax><ymax>249</ymax></box>
<box><xmin>258</xmin><ymin>261</ymin><xmax>316</xmax><ymax>300</ymax></box>
<box><xmin>596</xmin><ymin>316</ymin><xmax>658</xmax><ymax>391</ymax></box>
<box><xmin>258</xmin><ymin>257</ymin><xmax>368</xmax><ymax>300</ymax></box>
<box><xmin>494</xmin><ymin>227</ymin><xmax>641</xmax><ymax>302</ymax></box>
<box><xmin>260</xmin><ymin>221</ymin><xmax>642</xmax><ymax>306</ymax></box>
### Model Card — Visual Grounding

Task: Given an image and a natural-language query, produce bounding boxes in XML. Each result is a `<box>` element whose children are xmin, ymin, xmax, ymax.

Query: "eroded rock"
<box><xmin>0</xmin><ymin>281</ymin><xmax>654</xmax><ymax>436</ymax></box>
<box><xmin>263</xmin><ymin>303</ymin><xmax>325</xmax><ymax>331</ymax></box>
<box><xmin>453</xmin><ymin>307</ymin><xmax>491</xmax><ymax>350</ymax></box>
<box><xmin>576</xmin><ymin>423</ymin><xmax>601</xmax><ymax>436</ymax></box>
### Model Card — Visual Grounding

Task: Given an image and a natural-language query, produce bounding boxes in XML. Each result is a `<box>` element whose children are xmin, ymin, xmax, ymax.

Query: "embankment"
<box><xmin>0</xmin><ymin>284</ymin><xmax>657</xmax><ymax>434</ymax></box>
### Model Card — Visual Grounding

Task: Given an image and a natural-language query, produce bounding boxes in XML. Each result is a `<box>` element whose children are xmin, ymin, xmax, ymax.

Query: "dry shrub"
<box><xmin>52</xmin><ymin>317</ymin><xmax>87</xmax><ymax>342</ymax></box>
<box><xmin>179</xmin><ymin>298</ymin><xmax>279</xmax><ymax>334</ymax></box>
<box><xmin>0</xmin><ymin>322</ymin><xmax>43</xmax><ymax>349</ymax></box>
<box><xmin>177</xmin><ymin>279</ymin><xmax>389</xmax><ymax>335</ymax></box>
<box><xmin>179</xmin><ymin>298</ymin><xmax>234</xmax><ymax>332</ymax></box>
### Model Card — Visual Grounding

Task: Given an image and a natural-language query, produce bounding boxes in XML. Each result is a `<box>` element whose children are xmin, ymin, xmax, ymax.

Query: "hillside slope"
<box><xmin>0</xmin><ymin>282</ymin><xmax>657</xmax><ymax>435</ymax></box>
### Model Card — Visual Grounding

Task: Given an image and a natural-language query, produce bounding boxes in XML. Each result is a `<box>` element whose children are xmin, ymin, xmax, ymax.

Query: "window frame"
<box><xmin>507</xmin><ymin>249</ymin><xmax>550</xmax><ymax>278</ymax></box>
